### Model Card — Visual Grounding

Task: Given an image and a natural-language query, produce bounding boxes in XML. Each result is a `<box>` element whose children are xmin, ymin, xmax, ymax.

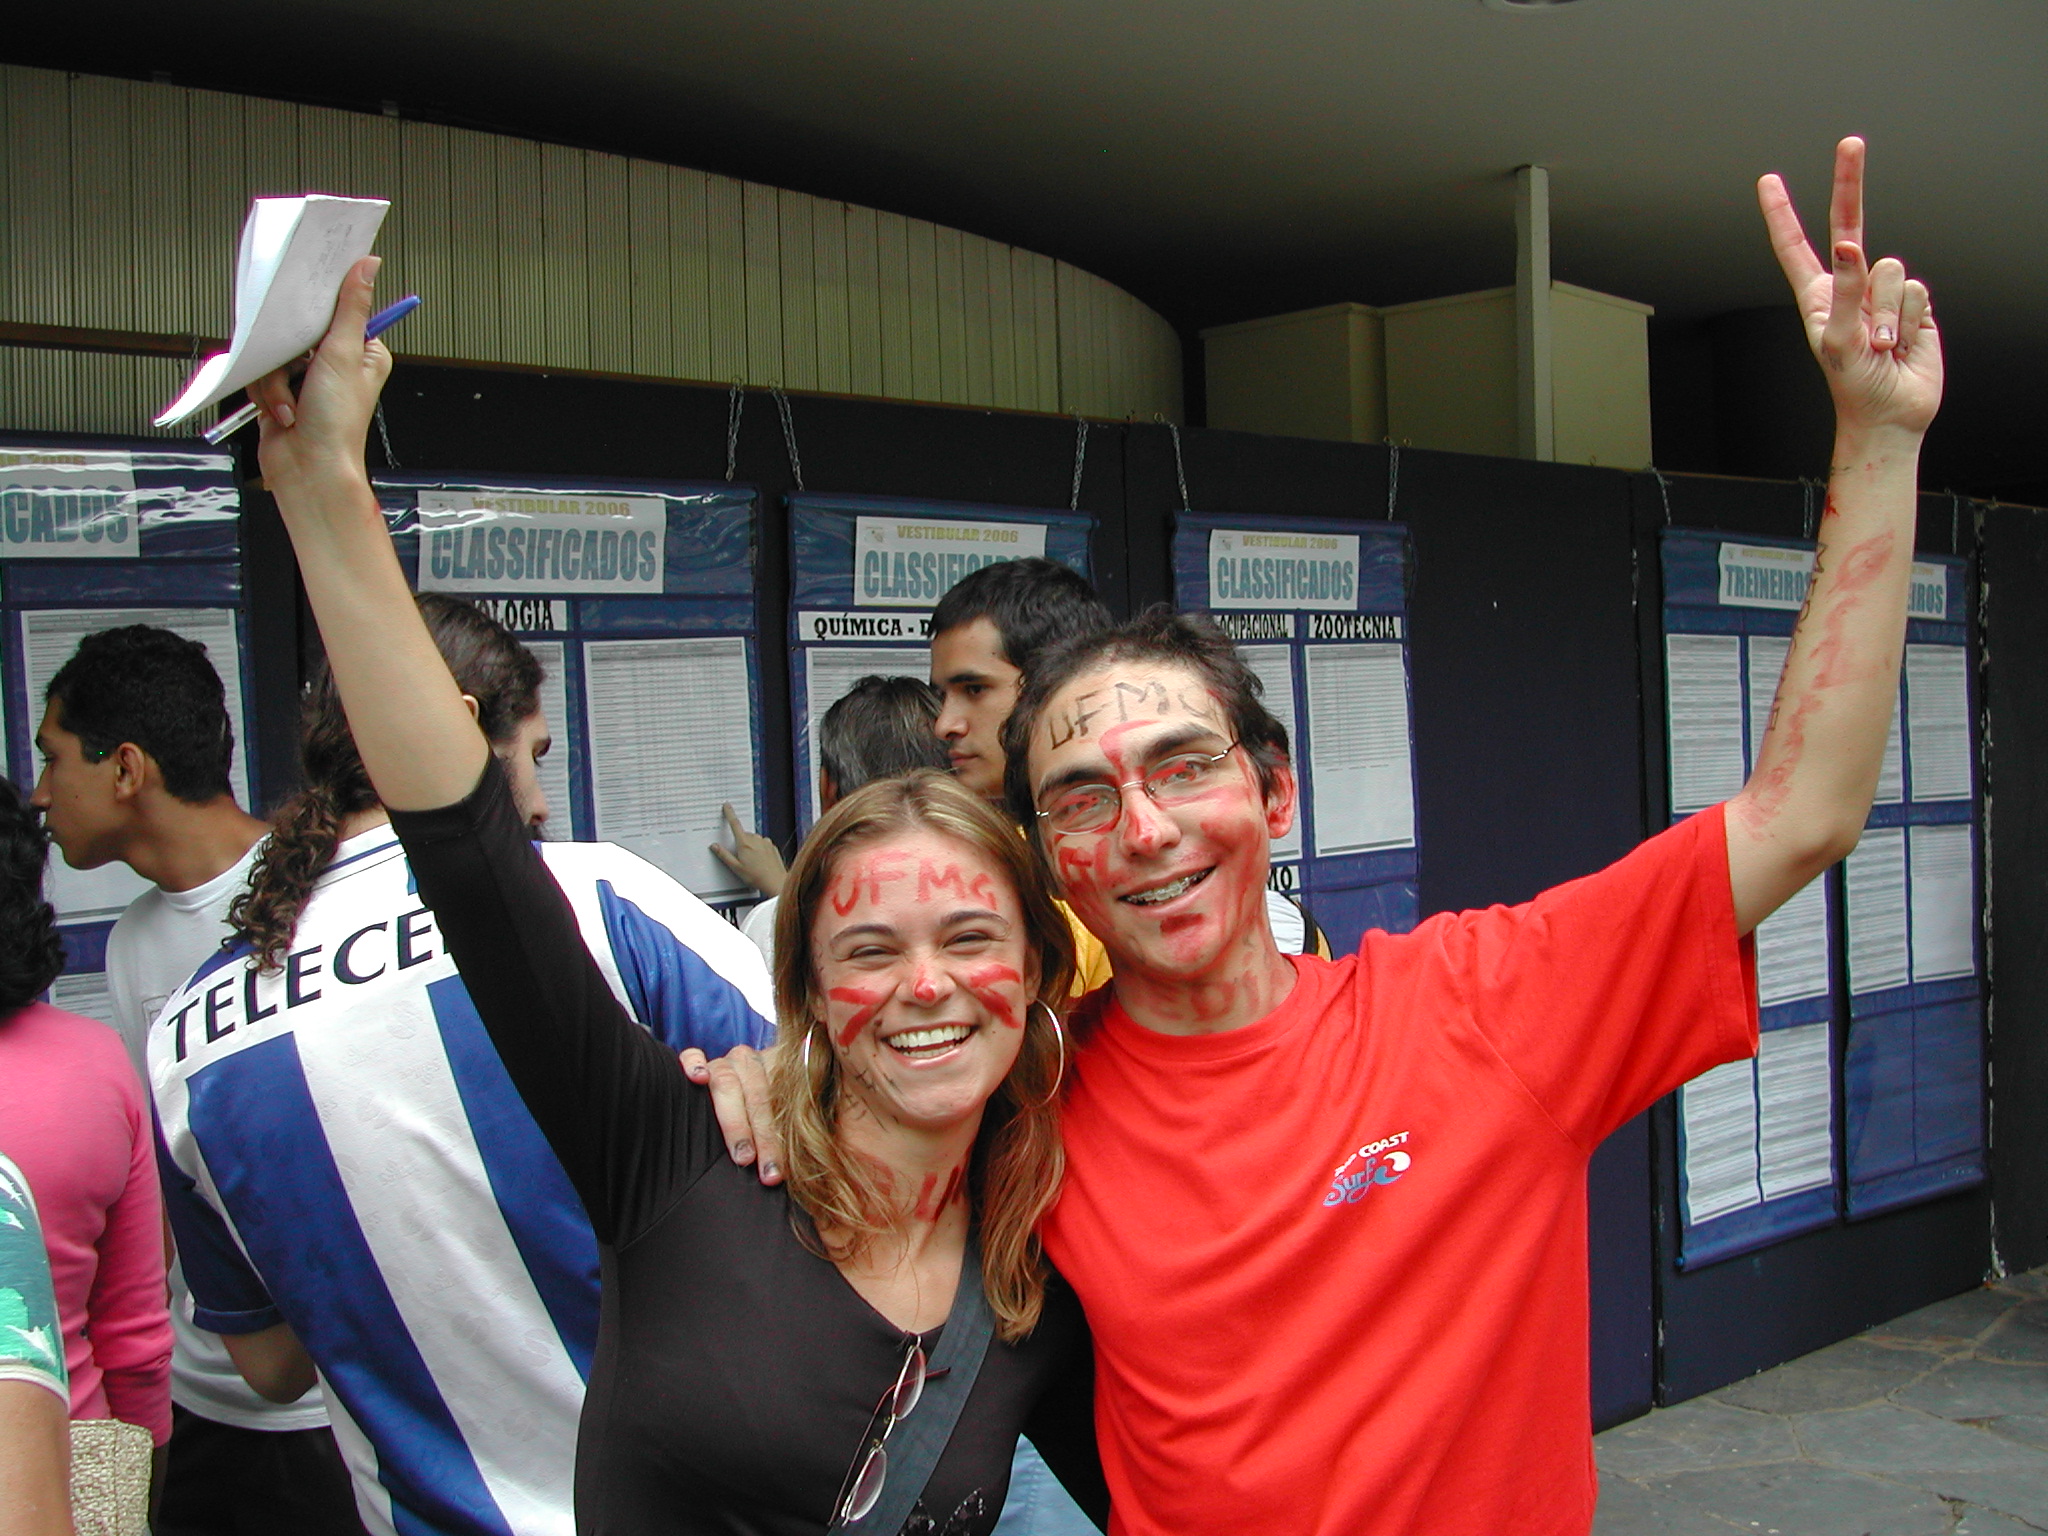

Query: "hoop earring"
<box><xmin>1027</xmin><ymin>1000</ymin><xmax>1066</xmax><ymax>1110</ymax></box>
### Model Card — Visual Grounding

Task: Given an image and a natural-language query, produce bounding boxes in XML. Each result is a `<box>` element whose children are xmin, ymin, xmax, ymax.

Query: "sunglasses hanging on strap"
<box><xmin>833</xmin><ymin>1231</ymin><xmax>998</xmax><ymax>1534</ymax></box>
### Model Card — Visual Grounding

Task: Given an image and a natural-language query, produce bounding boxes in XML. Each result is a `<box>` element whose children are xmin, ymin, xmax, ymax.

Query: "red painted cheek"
<box><xmin>829</xmin><ymin>986</ymin><xmax>888</xmax><ymax>1047</ymax></box>
<box><xmin>1057</xmin><ymin>843</ymin><xmax>1102</xmax><ymax>884</ymax></box>
<box><xmin>964</xmin><ymin>963</ymin><xmax>1025</xmax><ymax>1028</ymax></box>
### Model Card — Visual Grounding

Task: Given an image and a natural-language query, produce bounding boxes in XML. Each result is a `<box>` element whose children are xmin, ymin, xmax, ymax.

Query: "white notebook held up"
<box><xmin>155</xmin><ymin>194</ymin><xmax>390</xmax><ymax>429</ymax></box>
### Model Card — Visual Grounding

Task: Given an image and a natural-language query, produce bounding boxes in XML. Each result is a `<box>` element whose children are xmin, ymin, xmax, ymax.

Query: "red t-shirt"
<box><xmin>1042</xmin><ymin>806</ymin><xmax>1758</xmax><ymax>1536</ymax></box>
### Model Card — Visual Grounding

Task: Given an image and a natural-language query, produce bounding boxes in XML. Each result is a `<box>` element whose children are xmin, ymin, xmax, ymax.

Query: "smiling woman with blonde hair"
<box><xmin>243</xmin><ymin>257</ymin><xmax>1107</xmax><ymax>1536</ymax></box>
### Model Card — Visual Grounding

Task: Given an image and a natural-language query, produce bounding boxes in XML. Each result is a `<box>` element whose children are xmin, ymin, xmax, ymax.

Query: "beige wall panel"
<box><xmin>0</xmin><ymin>71</ymin><xmax>13</xmax><ymax>326</ymax></box>
<box><xmin>1109</xmin><ymin>289</ymin><xmax>1137</xmax><ymax>424</ymax></box>
<box><xmin>1</xmin><ymin>65</ymin><xmax>1180</xmax><ymax>426</ymax></box>
<box><xmin>584</xmin><ymin>153</ymin><xmax>632</xmax><ymax>374</ymax></box>
<box><xmin>183</xmin><ymin>92</ymin><xmax>247</xmax><ymax>345</ymax></box>
<box><xmin>1031</xmin><ymin>252</ymin><xmax>1063</xmax><ymax>414</ymax></box>
<box><xmin>3</xmin><ymin>348</ymin><xmax>76</xmax><ymax>433</ymax></box>
<box><xmin>69</xmin><ymin>75</ymin><xmax>135</xmax><ymax>332</ymax></box>
<box><xmin>540</xmin><ymin>142</ymin><xmax>590</xmax><ymax>370</ymax></box>
<box><xmin>811</xmin><ymin>199</ymin><xmax>851</xmax><ymax>397</ymax></box>
<box><xmin>661</xmin><ymin>167</ymin><xmax>709</xmax><ymax>382</ymax></box>
<box><xmin>776</xmin><ymin>189</ymin><xmax>817</xmax><ymax>391</ymax></box>
<box><xmin>1008</xmin><ymin>250</ymin><xmax>1041</xmax><ymax>411</ymax></box>
<box><xmin>1056</xmin><ymin>262</ymin><xmax>1104</xmax><ymax>417</ymax></box>
<box><xmin>667</xmin><ymin>167</ymin><xmax>716</xmax><ymax>382</ymax></box>
<box><xmin>934</xmin><ymin>223</ymin><xmax>967</xmax><ymax>403</ymax></box>
<box><xmin>395</xmin><ymin>120</ymin><xmax>457</xmax><ymax>361</ymax></box>
<box><xmin>627</xmin><ymin>159</ymin><xmax>674</xmax><ymax>379</ymax></box>
<box><xmin>960</xmin><ymin>235</ymin><xmax>993</xmax><ymax>407</ymax></box>
<box><xmin>4</xmin><ymin>68</ymin><xmax>72</xmax><ymax>326</ymax></box>
<box><xmin>347</xmin><ymin>111</ymin><xmax>401</xmax><ymax>202</ymax></box>
<box><xmin>702</xmin><ymin>173</ymin><xmax>747</xmax><ymax>383</ymax></box>
<box><xmin>1384</xmin><ymin>289</ymin><xmax>1517</xmax><ymax>458</ymax></box>
<box><xmin>1204</xmin><ymin>308</ymin><xmax>1355</xmax><ymax>441</ymax></box>
<box><xmin>1550</xmin><ymin>284</ymin><xmax>1652</xmax><ymax>470</ymax></box>
<box><xmin>741</xmin><ymin>181</ymin><xmax>782</xmax><ymax>385</ymax></box>
<box><xmin>656</xmin><ymin>168</ymin><xmax>703</xmax><ymax>380</ymax></box>
<box><xmin>496</xmin><ymin>137</ymin><xmax>547</xmax><ymax>367</ymax></box>
<box><xmin>128</xmin><ymin>85</ymin><xmax>192</xmax><ymax>336</ymax></box>
<box><xmin>985</xmin><ymin>244</ymin><xmax>1017</xmax><ymax>411</ymax></box>
<box><xmin>239</xmin><ymin>96</ymin><xmax>302</xmax><ymax>199</ymax></box>
<box><xmin>905</xmin><ymin>218</ymin><xmax>942</xmax><ymax>403</ymax></box>
<box><xmin>292</xmin><ymin>101</ymin><xmax>354</xmax><ymax>199</ymax></box>
<box><xmin>874</xmin><ymin>211</ymin><xmax>913</xmax><ymax>401</ymax></box>
<box><xmin>842</xmin><ymin>204</ymin><xmax>883</xmax><ymax>398</ymax></box>
<box><xmin>442</xmin><ymin>127</ymin><xmax>501</xmax><ymax>363</ymax></box>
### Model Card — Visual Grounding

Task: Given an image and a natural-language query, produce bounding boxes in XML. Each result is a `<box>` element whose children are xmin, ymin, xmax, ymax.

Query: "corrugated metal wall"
<box><xmin>0</xmin><ymin>65</ymin><xmax>1182</xmax><ymax>436</ymax></box>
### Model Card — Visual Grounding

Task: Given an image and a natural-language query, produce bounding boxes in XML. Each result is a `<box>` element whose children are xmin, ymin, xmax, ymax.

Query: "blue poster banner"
<box><xmin>786</xmin><ymin>492</ymin><xmax>1093</xmax><ymax>831</ymax></box>
<box><xmin>1661</xmin><ymin>528</ymin><xmax>1980</xmax><ymax>1268</ymax></box>
<box><xmin>376</xmin><ymin>473</ymin><xmax>762</xmax><ymax>907</ymax></box>
<box><xmin>0</xmin><ymin>433</ymin><xmax>252</xmax><ymax>1022</ymax></box>
<box><xmin>1171</xmin><ymin>513</ymin><xmax>1417</xmax><ymax>954</ymax></box>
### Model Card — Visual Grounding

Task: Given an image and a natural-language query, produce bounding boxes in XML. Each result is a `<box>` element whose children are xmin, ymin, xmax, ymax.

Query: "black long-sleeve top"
<box><xmin>390</xmin><ymin>762</ymin><xmax>1105</xmax><ymax>1535</ymax></box>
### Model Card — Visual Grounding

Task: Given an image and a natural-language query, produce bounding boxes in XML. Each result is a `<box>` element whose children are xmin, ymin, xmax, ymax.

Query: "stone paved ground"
<box><xmin>1594</xmin><ymin>1267</ymin><xmax>2048</xmax><ymax>1535</ymax></box>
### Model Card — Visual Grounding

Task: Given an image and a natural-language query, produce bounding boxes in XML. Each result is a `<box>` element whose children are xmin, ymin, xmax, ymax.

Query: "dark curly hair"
<box><xmin>46</xmin><ymin>624</ymin><xmax>235</xmax><ymax>803</ymax></box>
<box><xmin>229</xmin><ymin>595</ymin><xmax>543</xmax><ymax>972</ymax></box>
<box><xmin>928</xmin><ymin>557</ymin><xmax>1112</xmax><ymax>677</ymax></box>
<box><xmin>0</xmin><ymin>776</ymin><xmax>66</xmax><ymax>1012</ymax></box>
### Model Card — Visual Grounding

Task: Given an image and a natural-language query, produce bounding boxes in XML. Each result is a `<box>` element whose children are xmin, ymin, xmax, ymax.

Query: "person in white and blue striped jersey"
<box><xmin>151</xmin><ymin>598</ymin><xmax>774</xmax><ymax>1536</ymax></box>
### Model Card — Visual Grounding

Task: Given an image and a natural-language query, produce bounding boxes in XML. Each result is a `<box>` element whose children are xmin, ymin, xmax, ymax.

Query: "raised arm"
<box><xmin>251</xmin><ymin>256</ymin><xmax>489</xmax><ymax>811</ymax></box>
<box><xmin>1726</xmin><ymin>137</ymin><xmax>1942</xmax><ymax>934</ymax></box>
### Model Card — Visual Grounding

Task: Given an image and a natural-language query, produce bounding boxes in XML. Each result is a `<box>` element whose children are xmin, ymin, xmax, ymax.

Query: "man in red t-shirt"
<box><xmin>708</xmin><ymin>139</ymin><xmax>1940</xmax><ymax>1534</ymax></box>
<box><xmin>976</xmin><ymin>136</ymin><xmax>1938</xmax><ymax>1536</ymax></box>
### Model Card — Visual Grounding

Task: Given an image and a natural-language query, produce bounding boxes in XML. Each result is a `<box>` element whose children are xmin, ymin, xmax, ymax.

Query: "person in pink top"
<box><xmin>0</xmin><ymin>773</ymin><xmax>171</xmax><ymax>1454</ymax></box>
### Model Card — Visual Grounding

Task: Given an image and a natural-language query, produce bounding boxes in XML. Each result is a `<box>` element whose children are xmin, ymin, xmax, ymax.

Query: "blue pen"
<box><xmin>202</xmin><ymin>294</ymin><xmax>424</xmax><ymax>444</ymax></box>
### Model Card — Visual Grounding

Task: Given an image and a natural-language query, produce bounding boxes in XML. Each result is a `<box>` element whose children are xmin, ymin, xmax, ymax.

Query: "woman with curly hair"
<box><xmin>0</xmin><ymin>775</ymin><xmax>171</xmax><ymax>1456</ymax></box>
<box><xmin>239</xmin><ymin>258</ymin><xmax>1108</xmax><ymax>1535</ymax></box>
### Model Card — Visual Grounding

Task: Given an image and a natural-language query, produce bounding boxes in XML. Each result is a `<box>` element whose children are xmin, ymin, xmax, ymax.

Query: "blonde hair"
<box><xmin>771</xmin><ymin>770</ymin><xmax>1076</xmax><ymax>1341</ymax></box>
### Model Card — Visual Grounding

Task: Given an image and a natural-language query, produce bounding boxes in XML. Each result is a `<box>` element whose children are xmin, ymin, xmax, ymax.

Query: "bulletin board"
<box><xmin>375</xmin><ymin>473</ymin><xmax>763</xmax><ymax>908</ymax></box>
<box><xmin>1172</xmin><ymin>513</ymin><xmax>1418</xmax><ymax>953</ymax></box>
<box><xmin>1661</xmin><ymin>529</ymin><xmax>1979</xmax><ymax>1267</ymax></box>
<box><xmin>0</xmin><ymin>434</ymin><xmax>255</xmax><ymax>1021</ymax></box>
<box><xmin>786</xmin><ymin>492</ymin><xmax>1094</xmax><ymax>831</ymax></box>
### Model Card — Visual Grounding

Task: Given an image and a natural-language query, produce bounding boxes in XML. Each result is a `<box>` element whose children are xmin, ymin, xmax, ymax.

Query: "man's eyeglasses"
<box><xmin>1034</xmin><ymin>742</ymin><xmax>1241</xmax><ymax>838</ymax></box>
<box><xmin>831</xmin><ymin>1337</ymin><xmax>929</xmax><ymax>1527</ymax></box>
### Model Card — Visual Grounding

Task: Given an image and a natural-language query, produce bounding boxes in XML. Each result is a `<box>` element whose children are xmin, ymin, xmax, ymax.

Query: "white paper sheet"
<box><xmin>1302</xmin><ymin>644</ymin><xmax>1414</xmax><ymax>856</ymax></box>
<box><xmin>1745</xmin><ymin>635</ymin><xmax>1789</xmax><ymax>773</ymax></box>
<box><xmin>1909</xmin><ymin>823</ymin><xmax>1976</xmax><ymax>982</ymax></box>
<box><xmin>48</xmin><ymin>970</ymin><xmax>114</xmax><ymax>1027</ymax></box>
<box><xmin>1757</xmin><ymin>1022</ymin><xmax>1834</xmax><ymax>1200</ymax></box>
<box><xmin>20</xmin><ymin>608</ymin><xmax>250</xmax><ymax>923</ymax></box>
<box><xmin>156</xmin><ymin>196</ymin><xmax>391</xmax><ymax>426</ymax></box>
<box><xmin>1877</xmin><ymin>688</ymin><xmax>1905</xmax><ymax>805</ymax></box>
<box><xmin>521</xmin><ymin>640</ymin><xmax>578</xmax><ymax>841</ymax></box>
<box><xmin>1239</xmin><ymin>644</ymin><xmax>1302</xmax><ymax>861</ymax></box>
<box><xmin>800</xmin><ymin>647</ymin><xmax>932</xmax><ymax>826</ymax></box>
<box><xmin>1755</xmin><ymin>876</ymin><xmax>1830</xmax><ymax>1007</ymax></box>
<box><xmin>1905</xmin><ymin>644</ymin><xmax>1972</xmax><ymax>801</ymax></box>
<box><xmin>1844</xmin><ymin>827</ymin><xmax>1910</xmax><ymax>995</ymax></box>
<box><xmin>582</xmin><ymin>636</ymin><xmax>756</xmax><ymax>900</ymax></box>
<box><xmin>1680</xmin><ymin>1058</ymin><xmax>1761</xmax><ymax>1224</ymax></box>
<box><xmin>1666</xmin><ymin>634</ymin><xmax>1745</xmax><ymax>813</ymax></box>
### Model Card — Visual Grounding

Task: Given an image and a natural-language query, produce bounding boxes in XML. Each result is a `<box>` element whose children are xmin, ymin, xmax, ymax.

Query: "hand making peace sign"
<box><xmin>1759</xmin><ymin>136</ymin><xmax>1943</xmax><ymax>440</ymax></box>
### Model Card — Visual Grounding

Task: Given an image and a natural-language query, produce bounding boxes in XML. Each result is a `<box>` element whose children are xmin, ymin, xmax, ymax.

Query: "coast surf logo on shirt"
<box><xmin>1323</xmin><ymin>1131</ymin><xmax>1411</xmax><ymax>1208</ymax></box>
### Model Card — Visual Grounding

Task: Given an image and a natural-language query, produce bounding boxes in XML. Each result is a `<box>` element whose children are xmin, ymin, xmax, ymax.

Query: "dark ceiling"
<box><xmin>13</xmin><ymin>0</ymin><xmax>2046</xmax><ymax>495</ymax></box>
